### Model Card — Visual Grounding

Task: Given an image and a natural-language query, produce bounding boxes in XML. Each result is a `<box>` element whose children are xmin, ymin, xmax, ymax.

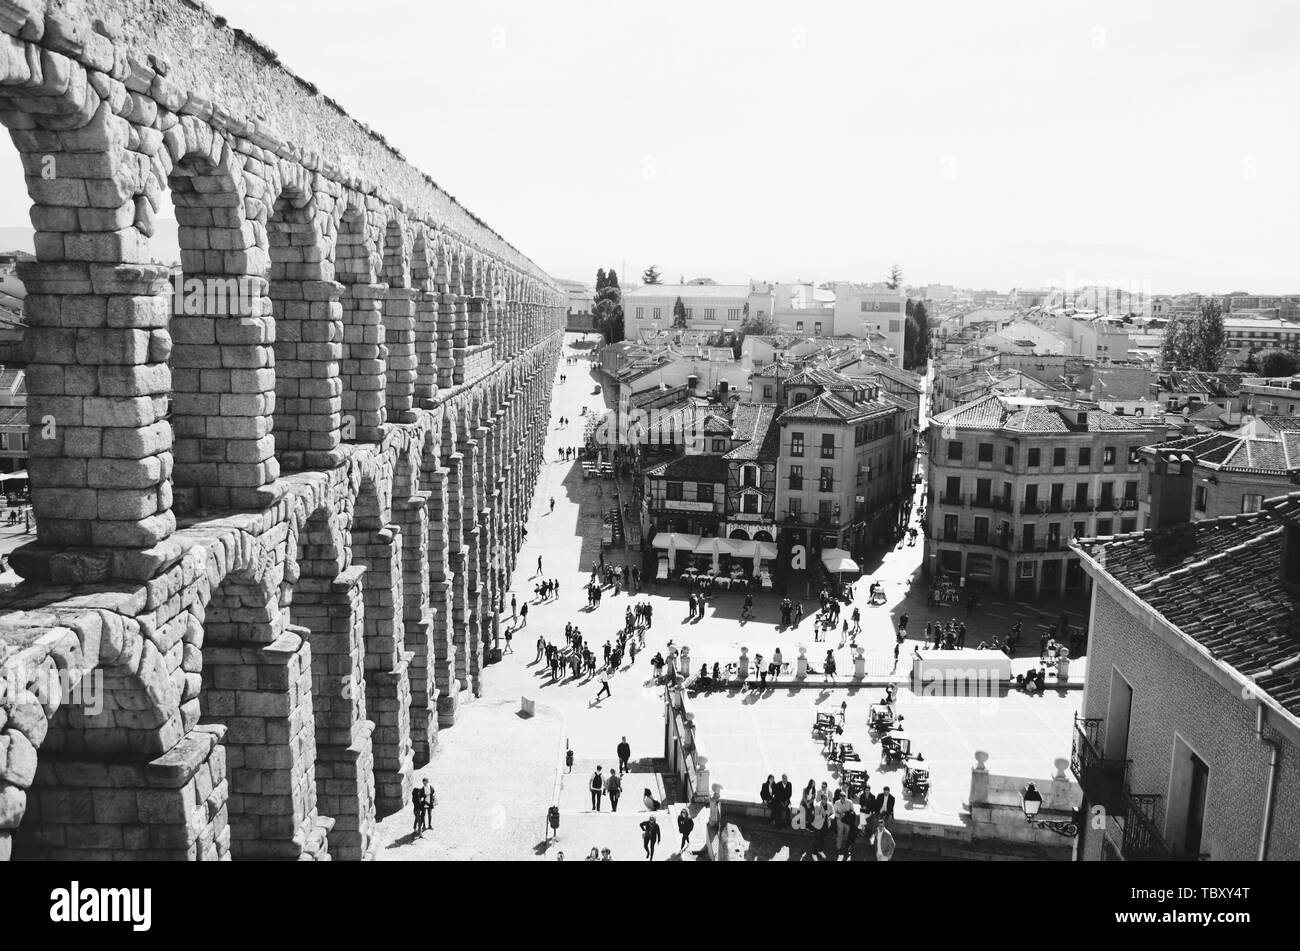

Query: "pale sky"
<box><xmin>2</xmin><ymin>0</ymin><xmax>1297</xmax><ymax>294</ymax></box>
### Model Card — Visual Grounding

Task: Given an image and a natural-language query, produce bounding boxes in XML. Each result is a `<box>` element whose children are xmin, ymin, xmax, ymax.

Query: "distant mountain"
<box><xmin>0</xmin><ymin>220</ymin><xmax>181</xmax><ymax>263</ymax></box>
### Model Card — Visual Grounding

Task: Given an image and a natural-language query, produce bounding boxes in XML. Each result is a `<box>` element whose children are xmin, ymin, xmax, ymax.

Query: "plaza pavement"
<box><xmin>375</xmin><ymin>333</ymin><xmax>1091</xmax><ymax>860</ymax></box>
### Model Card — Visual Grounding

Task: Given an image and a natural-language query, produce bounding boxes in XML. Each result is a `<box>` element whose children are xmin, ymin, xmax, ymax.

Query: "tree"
<box><xmin>1199</xmin><ymin>299</ymin><xmax>1226</xmax><ymax>371</ymax></box>
<box><xmin>672</xmin><ymin>296</ymin><xmax>687</xmax><ymax>328</ymax></box>
<box><xmin>1244</xmin><ymin>348</ymin><xmax>1260</xmax><ymax>374</ymax></box>
<box><xmin>592</xmin><ymin>266</ymin><xmax>624</xmax><ymax>343</ymax></box>
<box><xmin>911</xmin><ymin>300</ymin><xmax>930</xmax><ymax>368</ymax></box>
<box><xmin>885</xmin><ymin>264</ymin><xmax>903</xmax><ymax>290</ymax></box>
<box><xmin>1258</xmin><ymin>349</ymin><xmax>1299</xmax><ymax>377</ymax></box>
<box><xmin>642</xmin><ymin>265</ymin><xmax>663</xmax><ymax>285</ymax></box>
<box><xmin>1161</xmin><ymin>300</ymin><xmax>1227</xmax><ymax>371</ymax></box>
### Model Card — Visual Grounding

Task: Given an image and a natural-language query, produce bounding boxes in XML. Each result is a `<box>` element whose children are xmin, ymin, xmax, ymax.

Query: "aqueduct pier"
<box><xmin>0</xmin><ymin>0</ymin><xmax>566</xmax><ymax>860</ymax></box>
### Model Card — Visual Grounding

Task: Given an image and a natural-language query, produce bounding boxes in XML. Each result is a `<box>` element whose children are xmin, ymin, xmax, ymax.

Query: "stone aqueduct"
<box><xmin>0</xmin><ymin>0</ymin><xmax>567</xmax><ymax>860</ymax></box>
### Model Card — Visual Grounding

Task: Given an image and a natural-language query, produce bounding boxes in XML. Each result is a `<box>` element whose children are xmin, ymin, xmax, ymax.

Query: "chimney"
<box><xmin>1148</xmin><ymin>448</ymin><xmax>1196</xmax><ymax>530</ymax></box>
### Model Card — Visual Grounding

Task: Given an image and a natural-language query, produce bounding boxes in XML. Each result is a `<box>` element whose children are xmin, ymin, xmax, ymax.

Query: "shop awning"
<box><xmin>821</xmin><ymin>548</ymin><xmax>860</xmax><ymax>574</ymax></box>
<box><xmin>651</xmin><ymin>532</ymin><xmax>701</xmax><ymax>551</ymax></box>
<box><xmin>692</xmin><ymin>536</ymin><xmax>742</xmax><ymax>556</ymax></box>
<box><xmin>0</xmin><ymin>470</ymin><xmax>27</xmax><ymax>481</ymax></box>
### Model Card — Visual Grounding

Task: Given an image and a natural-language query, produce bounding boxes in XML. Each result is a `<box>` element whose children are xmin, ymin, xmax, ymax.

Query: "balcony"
<box><xmin>1120</xmin><ymin>792</ymin><xmax>1211</xmax><ymax>862</ymax></box>
<box><xmin>1070</xmin><ymin>716</ymin><xmax>1131</xmax><ymax>817</ymax></box>
<box><xmin>938</xmin><ymin>493</ymin><xmax>966</xmax><ymax>507</ymax></box>
<box><xmin>969</xmin><ymin>495</ymin><xmax>1014</xmax><ymax>513</ymax></box>
<box><xmin>1020</xmin><ymin>500</ymin><xmax>1046</xmax><ymax>515</ymax></box>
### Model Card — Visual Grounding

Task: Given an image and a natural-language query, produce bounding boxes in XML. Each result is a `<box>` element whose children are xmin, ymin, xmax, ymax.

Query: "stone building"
<box><xmin>926</xmin><ymin>395</ymin><xmax>1165</xmax><ymax>597</ymax></box>
<box><xmin>0</xmin><ymin>1</ymin><xmax>565</xmax><ymax>862</ymax></box>
<box><xmin>1070</xmin><ymin>502</ymin><xmax>1300</xmax><ymax>860</ymax></box>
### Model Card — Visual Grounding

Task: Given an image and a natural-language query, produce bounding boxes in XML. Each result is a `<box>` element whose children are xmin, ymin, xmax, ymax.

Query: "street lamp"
<box><xmin>1021</xmin><ymin>783</ymin><xmax>1078</xmax><ymax>837</ymax></box>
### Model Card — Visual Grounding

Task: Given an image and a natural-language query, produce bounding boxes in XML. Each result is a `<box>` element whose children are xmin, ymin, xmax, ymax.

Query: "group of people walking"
<box><xmin>761</xmin><ymin>774</ymin><xmax>896</xmax><ymax>860</ymax></box>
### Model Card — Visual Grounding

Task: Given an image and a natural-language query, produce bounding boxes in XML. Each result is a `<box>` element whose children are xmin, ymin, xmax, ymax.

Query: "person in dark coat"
<box><xmin>760</xmin><ymin>774</ymin><xmax>776</xmax><ymax>814</ymax></box>
<box><xmin>640</xmin><ymin>816</ymin><xmax>662</xmax><ymax>859</ymax></box>
<box><xmin>677</xmin><ymin>808</ymin><xmax>695</xmax><ymax>852</ymax></box>
<box><xmin>617</xmin><ymin>736</ymin><xmax>632</xmax><ymax>773</ymax></box>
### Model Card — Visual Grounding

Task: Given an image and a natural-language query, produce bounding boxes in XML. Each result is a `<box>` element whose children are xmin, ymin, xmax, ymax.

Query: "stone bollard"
<box><xmin>853</xmin><ymin>647</ymin><xmax>866</xmax><ymax>679</ymax></box>
<box><xmin>680</xmin><ymin>645</ymin><xmax>692</xmax><ymax>678</ymax></box>
<box><xmin>1049</xmin><ymin>757</ymin><xmax>1072</xmax><ymax>809</ymax></box>
<box><xmin>520</xmin><ymin>696</ymin><xmax>535</xmax><ymax>718</ymax></box>
<box><xmin>738</xmin><ymin>647</ymin><xmax>749</xmax><ymax>681</ymax></box>
<box><xmin>796</xmin><ymin>646</ymin><xmax>808</xmax><ymax>679</ymax></box>
<box><xmin>970</xmin><ymin>750</ymin><xmax>991</xmax><ymax>806</ymax></box>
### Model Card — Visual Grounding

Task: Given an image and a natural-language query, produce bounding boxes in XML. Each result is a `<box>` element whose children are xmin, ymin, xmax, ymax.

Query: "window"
<box><xmin>1052</xmin><ymin>447</ymin><xmax>1066</xmax><ymax>467</ymax></box>
<box><xmin>857</xmin><ymin>463</ymin><xmax>868</xmax><ymax>485</ymax></box>
<box><xmin>666</xmin><ymin>482</ymin><xmax>683</xmax><ymax>501</ymax></box>
<box><xmin>819</xmin><ymin>500</ymin><xmax>834</xmax><ymax>523</ymax></box>
<box><xmin>789</xmin><ymin>465</ymin><xmax>803</xmax><ymax>490</ymax></box>
<box><xmin>973</xmin><ymin>516</ymin><xmax>989</xmax><ymax>544</ymax></box>
<box><xmin>685</xmin><ymin>308</ymin><xmax>693</xmax><ymax>319</ymax></box>
<box><xmin>742</xmin><ymin>465</ymin><xmax>758</xmax><ymax>488</ymax></box>
<box><xmin>763</xmin><ymin>386</ymin><xmax>773</xmax><ymax>399</ymax></box>
<box><xmin>696</xmin><ymin>483</ymin><xmax>714</xmax><ymax>503</ymax></box>
<box><xmin>1129</xmin><ymin>447</ymin><xmax>1141</xmax><ymax>464</ymax></box>
<box><xmin>978</xmin><ymin>443</ymin><xmax>993</xmax><ymax>462</ymax></box>
<box><xmin>1078</xmin><ymin>447</ymin><xmax>1092</xmax><ymax>467</ymax></box>
<box><xmin>820</xmin><ymin>434</ymin><xmax>836</xmax><ymax>458</ymax></box>
<box><xmin>743</xmin><ymin>493</ymin><xmax>759</xmax><ymax>515</ymax></box>
<box><xmin>1028</xmin><ymin>448</ymin><xmax>1041</xmax><ymax>468</ymax></box>
<box><xmin>889</xmin><ymin>319</ymin><xmax>901</xmax><ymax>333</ymax></box>
<box><xmin>712</xmin><ymin>439</ymin><xmax>726</xmax><ymax>453</ymax></box>
<box><xmin>0</xmin><ymin>434</ymin><xmax>7</xmax><ymax>451</ymax></box>
<box><xmin>1124</xmin><ymin>480</ymin><xmax>1139</xmax><ymax>503</ymax></box>
<box><xmin>727</xmin><ymin>308</ymin><xmax>740</xmax><ymax>321</ymax></box>
<box><xmin>789</xmin><ymin>498</ymin><xmax>802</xmax><ymax>516</ymax></box>
<box><xmin>1097</xmin><ymin>519</ymin><xmax>1113</xmax><ymax>536</ymax></box>
<box><xmin>1004</xmin><ymin>446</ymin><xmax>1014</xmax><ymax>466</ymax></box>
<box><xmin>703</xmin><ymin>308</ymin><xmax>714</xmax><ymax>320</ymax></box>
<box><xmin>1242</xmin><ymin>493</ymin><xmax>1264</xmax><ymax>513</ymax></box>
<box><xmin>975</xmin><ymin>478</ymin><xmax>992</xmax><ymax>505</ymax></box>
<box><xmin>636</xmin><ymin>307</ymin><xmax>644</xmax><ymax>319</ymax></box>
<box><xmin>948</xmin><ymin>441</ymin><xmax>964</xmax><ymax>461</ymax></box>
<box><xmin>790</xmin><ymin>432</ymin><xmax>804</xmax><ymax>457</ymax></box>
<box><xmin>1195</xmin><ymin>485</ymin><xmax>1208</xmax><ymax>512</ymax></box>
<box><xmin>796</xmin><ymin>321</ymin><xmax>804</xmax><ymax>331</ymax></box>
<box><xmin>652</xmin><ymin>307</ymin><xmax>662</xmax><ymax>320</ymax></box>
<box><xmin>819</xmin><ymin>467</ymin><xmax>834</xmax><ymax>492</ymax></box>
<box><xmin>1073</xmin><ymin>520</ymin><xmax>1086</xmax><ymax>538</ymax></box>
<box><xmin>814</xmin><ymin>321</ymin><xmax>823</xmax><ymax>335</ymax></box>
<box><xmin>1103</xmin><ymin>446</ymin><xmax>1116</xmax><ymax>465</ymax></box>
<box><xmin>1121</xmin><ymin>518</ymin><xmax>1136</xmax><ymax>533</ymax></box>
<box><xmin>1100</xmin><ymin>481</ymin><xmax>1115</xmax><ymax>508</ymax></box>
<box><xmin>943</xmin><ymin>514</ymin><xmax>959</xmax><ymax>541</ymax></box>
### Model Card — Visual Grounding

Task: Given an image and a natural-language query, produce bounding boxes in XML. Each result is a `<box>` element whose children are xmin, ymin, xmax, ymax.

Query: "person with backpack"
<box><xmin>605</xmin><ymin>769</ymin><xmax>622</xmax><ymax>812</ymax></box>
<box><xmin>589</xmin><ymin>767</ymin><xmax>605</xmax><ymax>811</ymax></box>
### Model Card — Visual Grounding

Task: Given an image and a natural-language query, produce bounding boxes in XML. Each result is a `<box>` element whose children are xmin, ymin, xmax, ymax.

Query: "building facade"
<box><xmin>926</xmin><ymin>395</ymin><xmax>1165</xmax><ymax>597</ymax></box>
<box><xmin>1070</xmin><ymin>505</ymin><xmax>1300</xmax><ymax>861</ymax></box>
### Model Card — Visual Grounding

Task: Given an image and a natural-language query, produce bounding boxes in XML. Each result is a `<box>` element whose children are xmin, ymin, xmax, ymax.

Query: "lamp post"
<box><xmin>1021</xmin><ymin>783</ymin><xmax>1078</xmax><ymax>837</ymax></box>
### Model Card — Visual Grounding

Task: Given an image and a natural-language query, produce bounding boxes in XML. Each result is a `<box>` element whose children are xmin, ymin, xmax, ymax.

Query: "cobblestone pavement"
<box><xmin>376</xmin><ymin>334</ymin><xmax>1091</xmax><ymax>860</ymax></box>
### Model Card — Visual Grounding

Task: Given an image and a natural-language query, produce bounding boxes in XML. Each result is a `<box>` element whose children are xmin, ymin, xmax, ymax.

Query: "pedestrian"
<box><xmin>605</xmin><ymin>769</ymin><xmax>622</xmax><ymax>812</ymax></box>
<box><xmin>549</xmin><ymin>497</ymin><xmax>555</xmax><ymax>514</ymax></box>
<box><xmin>898</xmin><ymin>612</ymin><xmax>909</xmax><ymax>636</ymax></box>
<box><xmin>503</xmin><ymin>628</ymin><xmax>513</xmax><ymax>654</ymax></box>
<box><xmin>812</xmin><ymin>792</ymin><xmax>832</xmax><ymax>855</ymax></box>
<box><xmin>617</xmin><ymin>736</ymin><xmax>631</xmax><ymax>773</ymax></box>
<box><xmin>823</xmin><ymin>650</ymin><xmax>837</xmax><ymax>683</ymax></box>
<box><xmin>537</xmin><ymin>555</ymin><xmax>543</xmax><ymax>575</ymax></box>
<box><xmin>518</xmin><ymin>602</ymin><xmax>528</xmax><ymax>628</ymax></box>
<box><xmin>412</xmin><ymin>780</ymin><xmax>426</xmax><ymax>836</ymax></box>
<box><xmin>595</xmin><ymin>677</ymin><xmax>612</xmax><ymax>701</ymax></box>
<box><xmin>640</xmin><ymin>816</ymin><xmax>661</xmax><ymax>860</ymax></box>
<box><xmin>422</xmin><ymin>778</ymin><xmax>435</xmax><ymax>829</ymax></box>
<box><xmin>589</xmin><ymin>767</ymin><xmax>604</xmax><ymax>811</ymax></box>
<box><xmin>677</xmin><ymin>808</ymin><xmax>694</xmax><ymax>852</ymax></box>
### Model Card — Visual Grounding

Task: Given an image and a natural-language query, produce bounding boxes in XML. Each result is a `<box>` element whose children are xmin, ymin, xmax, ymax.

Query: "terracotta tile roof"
<box><xmin>1144</xmin><ymin>430</ymin><xmax>1300</xmax><ymax>475</ymax></box>
<box><xmin>643</xmin><ymin>453</ymin><xmax>729</xmax><ymax>482</ymax></box>
<box><xmin>1077</xmin><ymin>509</ymin><xmax>1300</xmax><ymax>716</ymax></box>
<box><xmin>723</xmin><ymin>402</ymin><xmax>778</xmax><ymax>461</ymax></box>
<box><xmin>777</xmin><ymin>392</ymin><xmax>892</xmax><ymax>424</ymax></box>
<box><xmin>934</xmin><ymin>394</ymin><xmax>1155</xmax><ymax>433</ymax></box>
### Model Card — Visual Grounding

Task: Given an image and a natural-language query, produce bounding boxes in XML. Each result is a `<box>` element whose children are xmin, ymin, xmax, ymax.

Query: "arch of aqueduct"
<box><xmin>0</xmin><ymin>0</ymin><xmax>567</xmax><ymax>860</ymax></box>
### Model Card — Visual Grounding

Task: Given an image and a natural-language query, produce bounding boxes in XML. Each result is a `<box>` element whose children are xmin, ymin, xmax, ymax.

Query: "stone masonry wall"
<box><xmin>0</xmin><ymin>0</ymin><xmax>565</xmax><ymax>860</ymax></box>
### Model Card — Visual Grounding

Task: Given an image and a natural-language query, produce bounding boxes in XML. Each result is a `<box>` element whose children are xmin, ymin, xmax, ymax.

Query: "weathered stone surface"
<box><xmin>0</xmin><ymin>0</ymin><xmax>566</xmax><ymax>862</ymax></box>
